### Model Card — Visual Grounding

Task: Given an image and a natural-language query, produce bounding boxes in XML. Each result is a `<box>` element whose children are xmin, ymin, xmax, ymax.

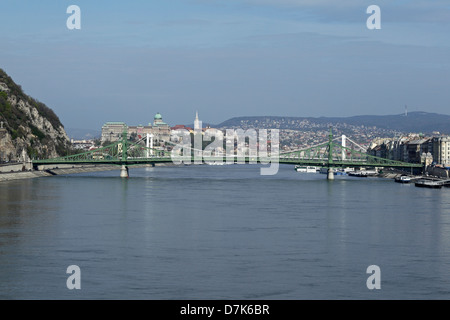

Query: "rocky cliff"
<box><xmin>0</xmin><ymin>68</ymin><xmax>70</xmax><ymax>162</ymax></box>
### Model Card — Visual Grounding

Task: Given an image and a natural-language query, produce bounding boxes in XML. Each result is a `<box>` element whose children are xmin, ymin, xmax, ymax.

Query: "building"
<box><xmin>171</xmin><ymin>124</ymin><xmax>192</xmax><ymax>131</ymax></box>
<box><xmin>71</xmin><ymin>139</ymin><xmax>95</xmax><ymax>150</ymax></box>
<box><xmin>127</xmin><ymin>125</ymin><xmax>153</xmax><ymax>141</ymax></box>
<box><xmin>432</xmin><ymin>136</ymin><xmax>450</xmax><ymax>167</ymax></box>
<box><xmin>151</xmin><ymin>112</ymin><xmax>171</xmax><ymax>145</ymax></box>
<box><xmin>101</xmin><ymin>122</ymin><xmax>127</xmax><ymax>143</ymax></box>
<box><xmin>369</xmin><ymin>134</ymin><xmax>450</xmax><ymax>167</ymax></box>
<box><xmin>368</xmin><ymin>135</ymin><xmax>431</xmax><ymax>164</ymax></box>
<box><xmin>101</xmin><ymin>113</ymin><xmax>171</xmax><ymax>146</ymax></box>
<box><xmin>404</xmin><ymin>138</ymin><xmax>432</xmax><ymax>163</ymax></box>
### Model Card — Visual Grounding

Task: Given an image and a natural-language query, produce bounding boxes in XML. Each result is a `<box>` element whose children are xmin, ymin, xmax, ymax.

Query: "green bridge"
<box><xmin>33</xmin><ymin>128</ymin><xmax>423</xmax><ymax>178</ymax></box>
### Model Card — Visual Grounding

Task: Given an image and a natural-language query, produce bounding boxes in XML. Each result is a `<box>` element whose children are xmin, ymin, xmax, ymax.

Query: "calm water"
<box><xmin>0</xmin><ymin>164</ymin><xmax>450</xmax><ymax>299</ymax></box>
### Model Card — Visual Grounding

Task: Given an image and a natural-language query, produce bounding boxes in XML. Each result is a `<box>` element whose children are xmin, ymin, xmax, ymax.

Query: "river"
<box><xmin>0</xmin><ymin>164</ymin><xmax>449</xmax><ymax>299</ymax></box>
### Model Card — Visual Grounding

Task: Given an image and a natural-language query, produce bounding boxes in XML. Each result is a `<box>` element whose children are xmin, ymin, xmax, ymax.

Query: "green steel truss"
<box><xmin>33</xmin><ymin>128</ymin><xmax>422</xmax><ymax>169</ymax></box>
<box><xmin>279</xmin><ymin>128</ymin><xmax>422</xmax><ymax>169</ymax></box>
<box><xmin>33</xmin><ymin>130</ymin><xmax>172</xmax><ymax>166</ymax></box>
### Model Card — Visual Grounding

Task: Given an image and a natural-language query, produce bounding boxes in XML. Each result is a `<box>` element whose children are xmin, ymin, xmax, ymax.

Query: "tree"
<box><xmin>93</xmin><ymin>138</ymin><xmax>101</xmax><ymax>147</ymax></box>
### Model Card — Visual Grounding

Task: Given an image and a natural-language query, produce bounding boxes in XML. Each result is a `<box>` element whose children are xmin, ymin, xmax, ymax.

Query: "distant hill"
<box><xmin>216</xmin><ymin>112</ymin><xmax>450</xmax><ymax>134</ymax></box>
<box><xmin>0</xmin><ymin>68</ymin><xmax>70</xmax><ymax>161</ymax></box>
<box><xmin>66</xmin><ymin>128</ymin><xmax>101</xmax><ymax>140</ymax></box>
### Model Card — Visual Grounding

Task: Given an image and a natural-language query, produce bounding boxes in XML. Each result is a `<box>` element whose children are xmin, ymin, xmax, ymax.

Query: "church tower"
<box><xmin>194</xmin><ymin>111</ymin><xmax>201</xmax><ymax>130</ymax></box>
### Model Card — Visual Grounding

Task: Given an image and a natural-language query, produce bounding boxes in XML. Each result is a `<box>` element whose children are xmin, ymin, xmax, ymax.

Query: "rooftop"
<box><xmin>103</xmin><ymin>122</ymin><xmax>126</xmax><ymax>126</ymax></box>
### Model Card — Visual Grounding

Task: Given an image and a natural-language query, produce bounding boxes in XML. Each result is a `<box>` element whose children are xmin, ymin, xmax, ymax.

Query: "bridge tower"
<box><xmin>146</xmin><ymin>133</ymin><xmax>154</xmax><ymax>157</ymax></box>
<box><xmin>341</xmin><ymin>134</ymin><xmax>346</xmax><ymax>160</ymax></box>
<box><xmin>120</xmin><ymin>128</ymin><xmax>129</xmax><ymax>178</ymax></box>
<box><xmin>327</xmin><ymin>127</ymin><xmax>334</xmax><ymax>180</ymax></box>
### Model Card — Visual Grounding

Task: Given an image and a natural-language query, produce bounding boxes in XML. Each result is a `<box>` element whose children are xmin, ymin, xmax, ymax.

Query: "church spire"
<box><xmin>194</xmin><ymin>111</ymin><xmax>200</xmax><ymax>130</ymax></box>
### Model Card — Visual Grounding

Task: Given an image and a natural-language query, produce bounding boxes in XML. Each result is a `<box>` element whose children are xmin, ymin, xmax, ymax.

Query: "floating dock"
<box><xmin>414</xmin><ymin>179</ymin><xmax>450</xmax><ymax>189</ymax></box>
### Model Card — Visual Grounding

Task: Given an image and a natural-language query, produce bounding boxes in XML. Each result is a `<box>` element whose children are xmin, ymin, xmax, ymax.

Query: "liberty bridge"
<box><xmin>32</xmin><ymin>128</ymin><xmax>423</xmax><ymax>179</ymax></box>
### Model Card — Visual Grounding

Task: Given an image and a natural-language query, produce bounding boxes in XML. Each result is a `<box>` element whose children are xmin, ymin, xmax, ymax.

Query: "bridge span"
<box><xmin>32</xmin><ymin>128</ymin><xmax>423</xmax><ymax>179</ymax></box>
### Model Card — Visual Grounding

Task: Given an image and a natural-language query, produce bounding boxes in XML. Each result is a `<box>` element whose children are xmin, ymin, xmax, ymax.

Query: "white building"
<box><xmin>433</xmin><ymin>136</ymin><xmax>450</xmax><ymax>167</ymax></box>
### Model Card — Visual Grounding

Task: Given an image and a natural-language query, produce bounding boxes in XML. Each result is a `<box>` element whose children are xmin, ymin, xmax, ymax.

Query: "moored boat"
<box><xmin>414</xmin><ymin>179</ymin><xmax>443</xmax><ymax>189</ymax></box>
<box><xmin>295</xmin><ymin>165</ymin><xmax>318</xmax><ymax>173</ymax></box>
<box><xmin>318</xmin><ymin>167</ymin><xmax>353</xmax><ymax>175</ymax></box>
<box><xmin>348</xmin><ymin>171</ymin><xmax>368</xmax><ymax>177</ymax></box>
<box><xmin>348</xmin><ymin>170</ymin><xmax>377</xmax><ymax>177</ymax></box>
<box><xmin>395</xmin><ymin>176</ymin><xmax>412</xmax><ymax>183</ymax></box>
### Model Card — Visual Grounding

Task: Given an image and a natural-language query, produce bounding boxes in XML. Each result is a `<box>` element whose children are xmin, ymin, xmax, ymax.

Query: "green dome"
<box><xmin>154</xmin><ymin>113</ymin><xmax>162</xmax><ymax>120</ymax></box>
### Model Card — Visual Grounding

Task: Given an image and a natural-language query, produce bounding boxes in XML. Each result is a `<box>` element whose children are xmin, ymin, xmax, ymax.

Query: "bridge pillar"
<box><xmin>327</xmin><ymin>168</ymin><xmax>334</xmax><ymax>180</ymax></box>
<box><xmin>120</xmin><ymin>165</ymin><xmax>129</xmax><ymax>178</ymax></box>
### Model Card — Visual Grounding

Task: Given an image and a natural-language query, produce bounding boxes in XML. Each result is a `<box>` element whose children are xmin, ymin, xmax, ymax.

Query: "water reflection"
<box><xmin>0</xmin><ymin>179</ymin><xmax>61</xmax><ymax>248</ymax></box>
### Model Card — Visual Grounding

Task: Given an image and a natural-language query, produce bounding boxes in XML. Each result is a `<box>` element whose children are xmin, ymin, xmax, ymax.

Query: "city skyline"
<box><xmin>1</xmin><ymin>1</ymin><xmax>450</xmax><ymax>131</ymax></box>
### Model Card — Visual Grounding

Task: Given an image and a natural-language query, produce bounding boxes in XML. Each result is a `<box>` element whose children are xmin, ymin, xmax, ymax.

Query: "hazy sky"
<box><xmin>1</xmin><ymin>0</ymin><xmax>449</xmax><ymax>131</ymax></box>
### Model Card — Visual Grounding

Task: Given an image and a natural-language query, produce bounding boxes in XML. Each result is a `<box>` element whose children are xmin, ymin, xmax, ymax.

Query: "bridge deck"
<box><xmin>33</xmin><ymin>157</ymin><xmax>423</xmax><ymax>169</ymax></box>
<box><xmin>32</xmin><ymin>128</ymin><xmax>423</xmax><ymax>171</ymax></box>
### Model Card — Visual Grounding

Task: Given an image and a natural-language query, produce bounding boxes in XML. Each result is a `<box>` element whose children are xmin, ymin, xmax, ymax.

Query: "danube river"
<box><xmin>0</xmin><ymin>164</ymin><xmax>449</xmax><ymax>299</ymax></box>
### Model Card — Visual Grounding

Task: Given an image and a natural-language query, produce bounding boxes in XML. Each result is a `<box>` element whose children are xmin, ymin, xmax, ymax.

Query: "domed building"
<box><xmin>101</xmin><ymin>112</ymin><xmax>171</xmax><ymax>146</ymax></box>
<box><xmin>151</xmin><ymin>112</ymin><xmax>171</xmax><ymax>145</ymax></box>
<box><xmin>153</xmin><ymin>112</ymin><xmax>163</xmax><ymax>125</ymax></box>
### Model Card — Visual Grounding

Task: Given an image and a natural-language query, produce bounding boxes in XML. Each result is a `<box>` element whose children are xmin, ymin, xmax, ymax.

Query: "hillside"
<box><xmin>0</xmin><ymin>68</ymin><xmax>70</xmax><ymax>161</ymax></box>
<box><xmin>216</xmin><ymin>112</ymin><xmax>450</xmax><ymax>134</ymax></box>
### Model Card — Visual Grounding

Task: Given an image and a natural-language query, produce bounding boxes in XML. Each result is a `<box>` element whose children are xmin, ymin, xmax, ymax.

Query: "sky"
<box><xmin>0</xmin><ymin>0</ymin><xmax>449</xmax><ymax>131</ymax></box>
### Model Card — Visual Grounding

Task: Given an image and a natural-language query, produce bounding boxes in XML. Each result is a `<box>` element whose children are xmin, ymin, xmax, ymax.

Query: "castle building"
<box><xmin>151</xmin><ymin>112</ymin><xmax>171</xmax><ymax>144</ymax></box>
<box><xmin>101</xmin><ymin>122</ymin><xmax>127</xmax><ymax>143</ymax></box>
<box><xmin>101</xmin><ymin>113</ymin><xmax>171</xmax><ymax>145</ymax></box>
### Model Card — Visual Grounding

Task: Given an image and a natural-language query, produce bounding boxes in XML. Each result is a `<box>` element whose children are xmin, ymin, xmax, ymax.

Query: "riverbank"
<box><xmin>0</xmin><ymin>165</ymin><xmax>119</xmax><ymax>182</ymax></box>
<box><xmin>0</xmin><ymin>170</ymin><xmax>53</xmax><ymax>182</ymax></box>
<box><xmin>0</xmin><ymin>163</ymin><xmax>180</xmax><ymax>182</ymax></box>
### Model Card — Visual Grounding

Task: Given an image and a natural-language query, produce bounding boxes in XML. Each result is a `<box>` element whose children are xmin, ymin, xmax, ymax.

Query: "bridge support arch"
<box><xmin>120</xmin><ymin>165</ymin><xmax>129</xmax><ymax>178</ymax></box>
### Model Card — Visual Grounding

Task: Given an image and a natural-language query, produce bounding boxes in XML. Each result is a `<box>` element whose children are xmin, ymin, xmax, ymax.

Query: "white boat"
<box><xmin>319</xmin><ymin>167</ymin><xmax>354</xmax><ymax>175</ymax></box>
<box><xmin>394</xmin><ymin>176</ymin><xmax>412</xmax><ymax>183</ymax></box>
<box><xmin>206</xmin><ymin>162</ymin><xmax>226</xmax><ymax>165</ymax></box>
<box><xmin>348</xmin><ymin>171</ymin><xmax>368</xmax><ymax>177</ymax></box>
<box><xmin>364</xmin><ymin>170</ymin><xmax>377</xmax><ymax>176</ymax></box>
<box><xmin>336</xmin><ymin>167</ymin><xmax>355</xmax><ymax>176</ymax></box>
<box><xmin>348</xmin><ymin>170</ymin><xmax>377</xmax><ymax>177</ymax></box>
<box><xmin>295</xmin><ymin>165</ymin><xmax>318</xmax><ymax>173</ymax></box>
